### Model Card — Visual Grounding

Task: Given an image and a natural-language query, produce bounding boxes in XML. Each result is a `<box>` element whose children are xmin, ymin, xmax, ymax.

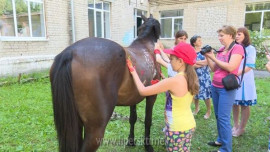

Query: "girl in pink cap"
<box><xmin>154</xmin><ymin>30</ymin><xmax>188</xmax><ymax>77</ymax></box>
<box><xmin>127</xmin><ymin>42</ymin><xmax>199</xmax><ymax>152</ymax></box>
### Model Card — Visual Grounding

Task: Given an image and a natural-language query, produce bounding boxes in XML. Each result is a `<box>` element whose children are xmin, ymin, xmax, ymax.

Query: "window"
<box><xmin>88</xmin><ymin>0</ymin><xmax>110</xmax><ymax>39</ymax></box>
<box><xmin>0</xmin><ymin>0</ymin><xmax>46</xmax><ymax>39</ymax></box>
<box><xmin>160</xmin><ymin>10</ymin><xmax>183</xmax><ymax>39</ymax></box>
<box><xmin>245</xmin><ymin>3</ymin><xmax>270</xmax><ymax>36</ymax></box>
<box><xmin>134</xmin><ymin>9</ymin><xmax>147</xmax><ymax>38</ymax></box>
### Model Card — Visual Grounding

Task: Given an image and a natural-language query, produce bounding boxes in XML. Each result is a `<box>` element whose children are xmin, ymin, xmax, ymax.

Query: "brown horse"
<box><xmin>50</xmin><ymin>14</ymin><xmax>161</xmax><ymax>152</ymax></box>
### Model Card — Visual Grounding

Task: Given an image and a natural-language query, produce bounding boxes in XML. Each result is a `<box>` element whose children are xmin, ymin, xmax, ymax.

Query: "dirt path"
<box><xmin>254</xmin><ymin>70</ymin><xmax>270</xmax><ymax>78</ymax></box>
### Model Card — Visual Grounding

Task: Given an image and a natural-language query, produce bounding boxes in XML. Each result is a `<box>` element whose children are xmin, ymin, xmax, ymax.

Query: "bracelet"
<box><xmin>154</xmin><ymin>49</ymin><xmax>161</xmax><ymax>54</ymax></box>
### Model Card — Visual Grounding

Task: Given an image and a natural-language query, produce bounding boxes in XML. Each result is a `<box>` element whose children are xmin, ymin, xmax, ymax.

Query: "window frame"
<box><xmin>88</xmin><ymin>0</ymin><xmax>111</xmax><ymax>39</ymax></box>
<box><xmin>160</xmin><ymin>10</ymin><xmax>184</xmax><ymax>39</ymax></box>
<box><xmin>245</xmin><ymin>3</ymin><xmax>270</xmax><ymax>36</ymax></box>
<box><xmin>134</xmin><ymin>8</ymin><xmax>147</xmax><ymax>39</ymax></box>
<box><xmin>0</xmin><ymin>0</ymin><xmax>47</xmax><ymax>41</ymax></box>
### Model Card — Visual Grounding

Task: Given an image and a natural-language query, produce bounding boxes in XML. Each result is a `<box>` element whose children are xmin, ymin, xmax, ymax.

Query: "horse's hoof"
<box><xmin>127</xmin><ymin>138</ymin><xmax>136</xmax><ymax>146</ymax></box>
<box><xmin>145</xmin><ymin>145</ymin><xmax>154</xmax><ymax>152</ymax></box>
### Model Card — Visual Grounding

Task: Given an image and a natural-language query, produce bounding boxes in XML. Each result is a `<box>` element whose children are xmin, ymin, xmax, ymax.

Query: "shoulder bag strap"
<box><xmin>239</xmin><ymin>46</ymin><xmax>247</xmax><ymax>86</ymax></box>
<box><xmin>227</xmin><ymin>43</ymin><xmax>247</xmax><ymax>86</ymax></box>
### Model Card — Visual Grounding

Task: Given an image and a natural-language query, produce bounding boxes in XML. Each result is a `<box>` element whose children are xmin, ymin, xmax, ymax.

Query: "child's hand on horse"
<box><xmin>126</xmin><ymin>59</ymin><xmax>135</xmax><ymax>72</ymax></box>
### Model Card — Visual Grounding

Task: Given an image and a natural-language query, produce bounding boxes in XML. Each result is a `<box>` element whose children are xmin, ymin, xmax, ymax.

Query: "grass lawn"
<box><xmin>0</xmin><ymin>73</ymin><xmax>269</xmax><ymax>152</ymax></box>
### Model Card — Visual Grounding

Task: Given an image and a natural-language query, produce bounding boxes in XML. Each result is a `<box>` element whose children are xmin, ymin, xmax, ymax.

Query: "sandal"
<box><xmin>193</xmin><ymin>108</ymin><xmax>200</xmax><ymax>115</ymax></box>
<box><xmin>232</xmin><ymin>130</ymin><xmax>245</xmax><ymax>137</ymax></box>
<box><xmin>204</xmin><ymin>113</ymin><xmax>211</xmax><ymax>119</ymax></box>
<box><xmin>207</xmin><ymin>141</ymin><xmax>222</xmax><ymax>147</ymax></box>
<box><xmin>231</xmin><ymin>127</ymin><xmax>238</xmax><ymax>134</ymax></box>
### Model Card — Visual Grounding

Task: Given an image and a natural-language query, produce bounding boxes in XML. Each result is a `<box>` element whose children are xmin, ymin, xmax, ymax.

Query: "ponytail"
<box><xmin>185</xmin><ymin>64</ymin><xmax>199</xmax><ymax>95</ymax></box>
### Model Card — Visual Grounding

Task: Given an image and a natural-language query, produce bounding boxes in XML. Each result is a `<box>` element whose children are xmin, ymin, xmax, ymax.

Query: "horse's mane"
<box><xmin>136</xmin><ymin>16</ymin><xmax>160</xmax><ymax>42</ymax></box>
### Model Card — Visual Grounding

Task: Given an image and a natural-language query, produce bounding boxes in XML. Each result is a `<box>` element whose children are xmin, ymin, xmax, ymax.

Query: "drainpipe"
<box><xmin>71</xmin><ymin>0</ymin><xmax>76</xmax><ymax>43</ymax></box>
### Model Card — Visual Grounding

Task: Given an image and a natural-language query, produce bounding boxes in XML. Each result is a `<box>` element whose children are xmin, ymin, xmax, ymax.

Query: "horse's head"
<box><xmin>137</xmin><ymin>14</ymin><xmax>160</xmax><ymax>42</ymax></box>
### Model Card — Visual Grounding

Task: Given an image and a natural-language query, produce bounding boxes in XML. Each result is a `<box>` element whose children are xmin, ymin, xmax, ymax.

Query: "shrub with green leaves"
<box><xmin>249</xmin><ymin>30</ymin><xmax>270</xmax><ymax>70</ymax></box>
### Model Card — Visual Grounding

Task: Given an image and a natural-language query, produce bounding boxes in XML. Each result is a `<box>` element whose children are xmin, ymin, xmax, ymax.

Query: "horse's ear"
<box><xmin>141</xmin><ymin>15</ymin><xmax>147</xmax><ymax>21</ymax></box>
<box><xmin>150</xmin><ymin>14</ymin><xmax>153</xmax><ymax>18</ymax></box>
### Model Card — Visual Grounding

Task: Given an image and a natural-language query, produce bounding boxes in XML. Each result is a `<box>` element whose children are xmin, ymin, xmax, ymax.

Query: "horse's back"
<box><xmin>71</xmin><ymin>37</ymin><xmax>125</xmax><ymax>66</ymax></box>
<box><xmin>70</xmin><ymin>37</ymin><xmax>125</xmax><ymax>75</ymax></box>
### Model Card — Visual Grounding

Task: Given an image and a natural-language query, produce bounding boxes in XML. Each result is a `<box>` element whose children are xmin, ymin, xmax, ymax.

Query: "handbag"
<box><xmin>222</xmin><ymin>43</ymin><xmax>247</xmax><ymax>91</ymax></box>
<box><xmin>222</xmin><ymin>74</ymin><xmax>240</xmax><ymax>90</ymax></box>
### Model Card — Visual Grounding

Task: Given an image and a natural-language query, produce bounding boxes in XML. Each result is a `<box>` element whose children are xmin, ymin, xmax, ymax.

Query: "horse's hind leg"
<box><xmin>78</xmin><ymin>97</ymin><xmax>116</xmax><ymax>152</ymax></box>
<box><xmin>73</xmin><ymin>82</ymin><xmax>117</xmax><ymax>152</ymax></box>
<box><xmin>127</xmin><ymin>105</ymin><xmax>137</xmax><ymax>146</ymax></box>
<box><xmin>144</xmin><ymin>95</ymin><xmax>157</xmax><ymax>152</ymax></box>
<box><xmin>81</xmin><ymin>126</ymin><xmax>106</xmax><ymax>151</ymax></box>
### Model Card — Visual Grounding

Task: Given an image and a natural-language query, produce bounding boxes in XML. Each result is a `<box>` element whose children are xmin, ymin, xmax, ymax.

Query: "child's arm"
<box><xmin>159</xmin><ymin>49</ymin><xmax>170</xmax><ymax>63</ymax></box>
<box><xmin>156</xmin><ymin>54</ymin><xmax>168</xmax><ymax>68</ymax></box>
<box><xmin>154</xmin><ymin>42</ymin><xmax>170</xmax><ymax>68</ymax></box>
<box><xmin>127</xmin><ymin>59</ymin><xmax>174</xmax><ymax>96</ymax></box>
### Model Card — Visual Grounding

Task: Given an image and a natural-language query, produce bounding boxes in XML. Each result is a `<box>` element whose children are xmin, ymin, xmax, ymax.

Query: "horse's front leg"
<box><xmin>127</xmin><ymin>105</ymin><xmax>137</xmax><ymax>146</ymax></box>
<box><xmin>144</xmin><ymin>95</ymin><xmax>156</xmax><ymax>152</ymax></box>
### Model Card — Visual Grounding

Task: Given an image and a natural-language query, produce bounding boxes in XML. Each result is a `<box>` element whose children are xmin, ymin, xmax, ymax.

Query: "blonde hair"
<box><xmin>184</xmin><ymin>64</ymin><xmax>199</xmax><ymax>95</ymax></box>
<box><xmin>217</xmin><ymin>25</ymin><xmax>237</xmax><ymax>39</ymax></box>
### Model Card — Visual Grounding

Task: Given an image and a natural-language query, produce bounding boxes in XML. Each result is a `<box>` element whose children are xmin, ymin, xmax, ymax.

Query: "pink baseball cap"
<box><xmin>163</xmin><ymin>42</ymin><xmax>197</xmax><ymax>65</ymax></box>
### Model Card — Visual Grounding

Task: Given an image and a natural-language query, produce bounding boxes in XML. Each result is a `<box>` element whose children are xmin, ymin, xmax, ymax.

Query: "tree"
<box><xmin>0</xmin><ymin>0</ymin><xmax>13</xmax><ymax>16</ymax></box>
<box><xmin>0</xmin><ymin>0</ymin><xmax>29</xmax><ymax>16</ymax></box>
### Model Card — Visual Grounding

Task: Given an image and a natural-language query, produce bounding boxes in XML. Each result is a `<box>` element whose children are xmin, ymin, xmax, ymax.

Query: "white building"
<box><xmin>0</xmin><ymin>0</ymin><xmax>269</xmax><ymax>76</ymax></box>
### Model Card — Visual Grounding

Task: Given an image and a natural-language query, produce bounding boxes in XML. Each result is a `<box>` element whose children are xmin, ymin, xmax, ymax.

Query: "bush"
<box><xmin>249</xmin><ymin>30</ymin><xmax>270</xmax><ymax>70</ymax></box>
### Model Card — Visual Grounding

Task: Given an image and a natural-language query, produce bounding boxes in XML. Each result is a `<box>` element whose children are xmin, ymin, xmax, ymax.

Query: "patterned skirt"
<box><xmin>164</xmin><ymin>128</ymin><xmax>195</xmax><ymax>152</ymax></box>
<box><xmin>234</xmin><ymin>99</ymin><xmax>257</xmax><ymax>106</ymax></box>
<box><xmin>194</xmin><ymin>73</ymin><xmax>212</xmax><ymax>100</ymax></box>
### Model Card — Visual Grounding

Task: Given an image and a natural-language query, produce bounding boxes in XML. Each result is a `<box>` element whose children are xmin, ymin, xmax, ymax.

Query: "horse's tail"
<box><xmin>50</xmin><ymin>49</ymin><xmax>82</xmax><ymax>152</ymax></box>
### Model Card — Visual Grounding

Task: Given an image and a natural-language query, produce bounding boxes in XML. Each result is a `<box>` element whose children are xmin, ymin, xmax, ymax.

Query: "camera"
<box><xmin>200</xmin><ymin>45</ymin><xmax>213</xmax><ymax>55</ymax></box>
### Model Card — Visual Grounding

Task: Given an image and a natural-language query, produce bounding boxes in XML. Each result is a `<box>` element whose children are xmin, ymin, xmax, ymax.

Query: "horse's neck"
<box><xmin>124</xmin><ymin>40</ymin><xmax>154</xmax><ymax>60</ymax></box>
<box><xmin>137</xmin><ymin>30</ymin><xmax>157</xmax><ymax>42</ymax></box>
<box><xmin>129</xmin><ymin>39</ymin><xmax>154</xmax><ymax>50</ymax></box>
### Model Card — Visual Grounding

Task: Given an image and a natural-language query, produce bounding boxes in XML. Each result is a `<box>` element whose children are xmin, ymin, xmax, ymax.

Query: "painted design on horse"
<box><xmin>143</xmin><ymin>50</ymin><xmax>157</xmax><ymax>77</ymax></box>
<box><xmin>50</xmin><ymin>14</ymin><xmax>161</xmax><ymax>152</ymax></box>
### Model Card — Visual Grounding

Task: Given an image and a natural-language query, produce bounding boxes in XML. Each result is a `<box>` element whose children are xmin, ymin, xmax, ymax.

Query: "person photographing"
<box><xmin>204</xmin><ymin>25</ymin><xmax>244</xmax><ymax>152</ymax></box>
